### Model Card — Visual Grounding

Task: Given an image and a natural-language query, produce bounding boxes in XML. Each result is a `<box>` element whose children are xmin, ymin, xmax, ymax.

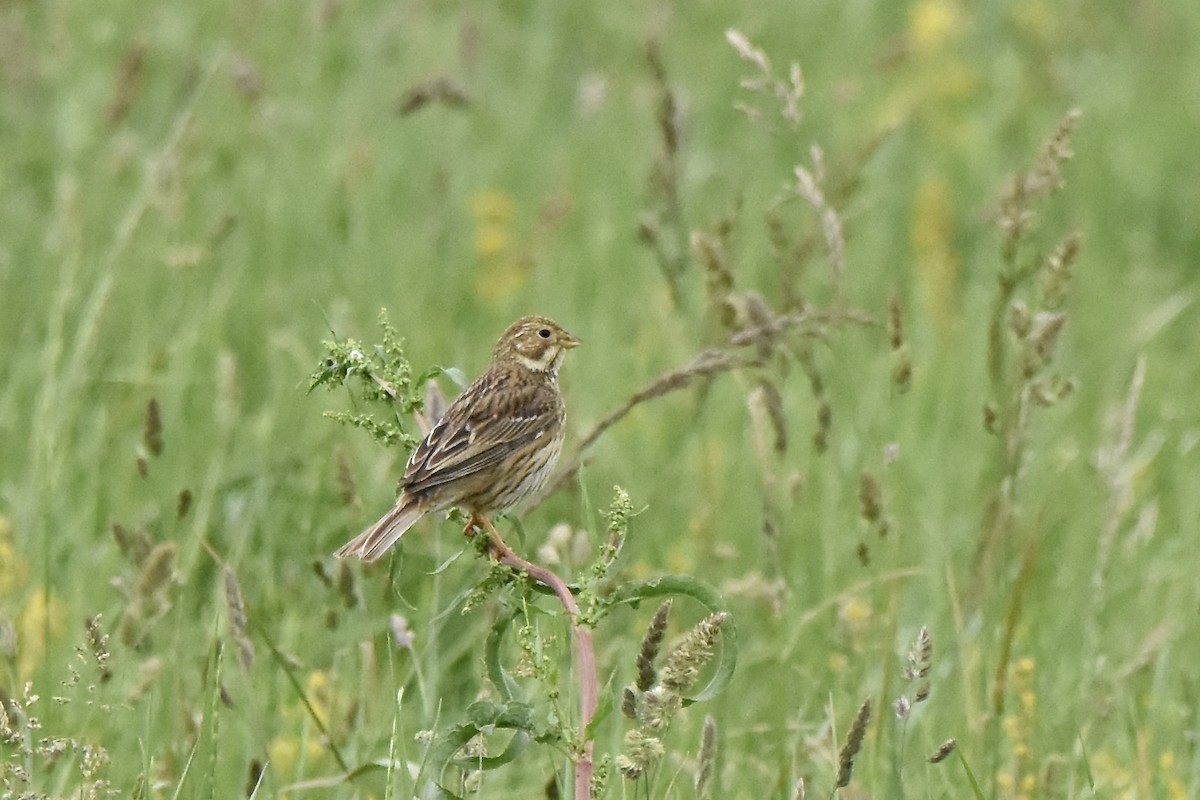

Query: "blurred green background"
<box><xmin>2</xmin><ymin>0</ymin><xmax>1198</xmax><ymax>797</ymax></box>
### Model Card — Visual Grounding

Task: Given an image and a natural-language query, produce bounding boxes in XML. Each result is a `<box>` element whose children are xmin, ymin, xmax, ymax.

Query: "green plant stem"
<box><xmin>480</xmin><ymin>517</ymin><xmax>597</xmax><ymax>799</ymax></box>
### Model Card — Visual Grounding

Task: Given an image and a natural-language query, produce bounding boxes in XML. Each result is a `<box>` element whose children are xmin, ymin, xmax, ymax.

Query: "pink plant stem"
<box><xmin>482</xmin><ymin>520</ymin><xmax>596</xmax><ymax>799</ymax></box>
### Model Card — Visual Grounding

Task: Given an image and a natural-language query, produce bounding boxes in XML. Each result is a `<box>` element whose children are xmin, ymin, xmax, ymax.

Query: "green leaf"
<box><xmin>955</xmin><ymin>747</ymin><xmax>986</xmax><ymax>800</ymax></box>
<box><xmin>423</xmin><ymin>701</ymin><xmax>537</xmax><ymax>777</ymax></box>
<box><xmin>484</xmin><ymin>610</ymin><xmax>524</xmax><ymax>704</ymax></box>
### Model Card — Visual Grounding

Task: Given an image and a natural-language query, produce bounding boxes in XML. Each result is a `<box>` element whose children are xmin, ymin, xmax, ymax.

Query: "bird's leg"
<box><xmin>463</xmin><ymin>512</ymin><xmax>506</xmax><ymax>558</ymax></box>
<box><xmin>474</xmin><ymin>515</ymin><xmax>512</xmax><ymax>560</ymax></box>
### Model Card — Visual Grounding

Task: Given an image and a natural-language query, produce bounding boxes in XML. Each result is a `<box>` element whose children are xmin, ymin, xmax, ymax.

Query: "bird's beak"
<box><xmin>562</xmin><ymin>332</ymin><xmax>581</xmax><ymax>349</ymax></box>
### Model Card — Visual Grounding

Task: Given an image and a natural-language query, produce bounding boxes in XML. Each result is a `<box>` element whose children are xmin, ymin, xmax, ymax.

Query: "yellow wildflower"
<box><xmin>908</xmin><ymin>0</ymin><xmax>963</xmax><ymax>53</ymax></box>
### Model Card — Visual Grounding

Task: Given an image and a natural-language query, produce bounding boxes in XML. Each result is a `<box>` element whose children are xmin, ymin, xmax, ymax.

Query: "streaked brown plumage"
<box><xmin>334</xmin><ymin>316</ymin><xmax>580</xmax><ymax>561</ymax></box>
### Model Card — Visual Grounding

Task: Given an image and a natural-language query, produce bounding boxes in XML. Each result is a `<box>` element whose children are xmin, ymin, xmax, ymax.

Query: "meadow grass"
<box><xmin>2</xmin><ymin>0</ymin><xmax>1199</xmax><ymax>797</ymax></box>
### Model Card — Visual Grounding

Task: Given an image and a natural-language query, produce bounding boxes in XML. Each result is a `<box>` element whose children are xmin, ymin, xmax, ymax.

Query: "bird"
<box><xmin>334</xmin><ymin>315</ymin><xmax>580</xmax><ymax>561</ymax></box>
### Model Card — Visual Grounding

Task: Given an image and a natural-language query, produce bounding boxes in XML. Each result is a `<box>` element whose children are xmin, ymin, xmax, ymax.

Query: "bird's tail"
<box><xmin>334</xmin><ymin>499</ymin><xmax>426</xmax><ymax>561</ymax></box>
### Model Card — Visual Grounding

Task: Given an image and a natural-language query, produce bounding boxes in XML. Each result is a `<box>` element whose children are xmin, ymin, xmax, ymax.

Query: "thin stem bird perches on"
<box><xmin>476</xmin><ymin>515</ymin><xmax>598</xmax><ymax>798</ymax></box>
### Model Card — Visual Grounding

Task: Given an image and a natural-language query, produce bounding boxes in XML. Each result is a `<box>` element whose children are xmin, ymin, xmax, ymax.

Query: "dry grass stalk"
<box><xmin>728</xmin><ymin>307</ymin><xmax>877</xmax><ymax>349</ymax></box>
<box><xmin>545</xmin><ymin>348</ymin><xmax>759</xmax><ymax>497</ymax></box>
<box><xmin>639</xmin><ymin>39</ymin><xmax>689</xmax><ymax>303</ymax></box>
<box><xmin>836</xmin><ymin>698</ymin><xmax>871</xmax><ymax>788</ymax></box>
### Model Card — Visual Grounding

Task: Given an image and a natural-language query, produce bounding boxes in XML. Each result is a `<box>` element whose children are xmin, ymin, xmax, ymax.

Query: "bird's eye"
<box><xmin>538</xmin><ymin>328</ymin><xmax>551</xmax><ymax>339</ymax></box>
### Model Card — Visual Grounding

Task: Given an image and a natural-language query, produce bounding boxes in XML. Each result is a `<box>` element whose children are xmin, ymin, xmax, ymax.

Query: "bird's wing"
<box><xmin>400</xmin><ymin>370</ymin><xmax>560</xmax><ymax>495</ymax></box>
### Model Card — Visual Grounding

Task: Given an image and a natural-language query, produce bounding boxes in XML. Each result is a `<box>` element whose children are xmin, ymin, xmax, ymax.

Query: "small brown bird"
<box><xmin>335</xmin><ymin>316</ymin><xmax>580</xmax><ymax>561</ymax></box>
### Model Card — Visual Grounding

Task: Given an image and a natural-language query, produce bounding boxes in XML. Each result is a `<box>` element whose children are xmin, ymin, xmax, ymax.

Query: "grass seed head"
<box><xmin>175</xmin><ymin>489</ymin><xmax>192</xmax><ymax>520</ymax></box>
<box><xmin>928</xmin><ymin>738</ymin><xmax>957</xmax><ymax>763</ymax></box>
<box><xmin>111</xmin><ymin>522</ymin><xmax>151</xmax><ymax>566</ymax></box>
<box><xmin>905</xmin><ymin>625</ymin><xmax>933</xmax><ymax>680</ymax></box>
<box><xmin>1040</xmin><ymin>231</ymin><xmax>1082</xmax><ymax>310</ymax></box>
<box><xmin>84</xmin><ymin>615</ymin><xmax>112</xmax><ymax>683</ymax></box>
<box><xmin>695</xmin><ymin>714</ymin><xmax>718</xmax><ymax>800</ymax></box>
<box><xmin>660</xmin><ymin>612</ymin><xmax>727</xmax><ymax>694</ymax></box>
<box><xmin>836</xmin><ymin>698</ymin><xmax>871</xmax><ymax>788</ymax></box>
<box><xmin>888</xmin><ymin>293</ymin><xmax>905</xmax><ymax>350</ymax></box>
<box><xmin>636</xmin><ymin>600</ymin><xmax>672</xmax><ymax>692</ymax></box>
<box><xmin>620</xmin><ymin>686</ymin><xmax>638</xmax><ymax>719</ymax></box>
<box><xmin>143</xmin><ymin>399</ymin><xmax>163</xmax><ymax>457</ymax></box>
<box><xmin>859</xmin><ymin>471</ymin><xmax>882</xmax><ymax>523</ymax></box>
<box><xmin>617</xmin><ymin>728</ymin><xmax>664</xmax><ymax>779</ymax></box>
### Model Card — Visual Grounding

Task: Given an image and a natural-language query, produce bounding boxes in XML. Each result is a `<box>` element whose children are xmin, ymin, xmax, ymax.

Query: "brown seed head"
<box><xmin>836</xmin><ymin>698</ymin><xmax>871</xmax><ymax>788</ymax></box>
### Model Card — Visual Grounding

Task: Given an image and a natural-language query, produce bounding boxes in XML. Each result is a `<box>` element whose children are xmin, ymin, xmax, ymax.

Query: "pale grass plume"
<box><xmin>725</xmin><ymin>29</ymin><xmax>769</xmax><ymax>73</ymax></box>
<box><xmin>83</xmin><ymin>614</ymin><xmax>112</xmax><ymax>683</ymax></box>
<box><xmin>725</xmin><ymin>28</ymin><xmax>804</xmax><ymax>126</ymax></box>
<box><xmin>659</xmin><ymin>612</ymin><xmax>727</xmax><ymax>694</ymax></box>
<box><xmin>620</xmin><ymin>611</ymin><xmax>728</xmax><ymax>782</ymax></box>
<box><xmin>617</xmin><ymin>728</ymin><xmax>665</xmax><ymax>779</ymax></box>
<box><xmin>896</xmin><ymin>625</ymin><xmax>934</xmax><ymax>719</ymax></box>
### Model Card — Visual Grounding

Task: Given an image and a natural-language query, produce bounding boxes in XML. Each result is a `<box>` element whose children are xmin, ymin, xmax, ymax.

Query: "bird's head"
<box><xmin>492</xmin><ymin>316</ymin><xmax>580</xmax><ymax>374</ymax></box>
